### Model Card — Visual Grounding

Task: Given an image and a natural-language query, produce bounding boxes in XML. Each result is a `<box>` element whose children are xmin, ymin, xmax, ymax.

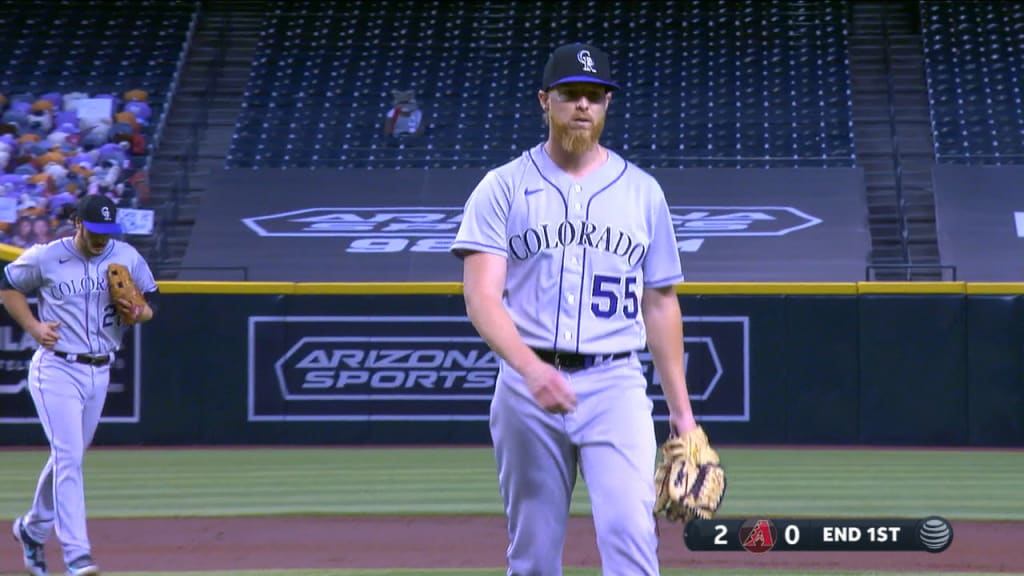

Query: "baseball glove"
<box><xmin>653</xmin><ymin>426</ymin><xmax>727</xmax><ymax>523</ymax></box>
<box><xmin>107</xmin><ymin>263</ymin><xmax>146</xmax><ymax>324</ymax></box>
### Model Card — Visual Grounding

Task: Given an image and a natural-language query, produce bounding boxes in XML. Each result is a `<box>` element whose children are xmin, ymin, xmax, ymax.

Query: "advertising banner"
<box><xmin>248</xmin><ymin>314</ymin><xmax>749</xmax><ymax>422</ymax></box>
<box><xmin>933</xmin><ymin>165</ymin><xmax>1024</xmax><ymax>280</ymax></box>
<box><xmin>184</xmin><ymin>167</ymin><xmax>868</xmax><ymax>282</ymax></box>
<box><xmin>0</xmin><ymin>300</ymin><xmax>140</xmax><ymax>424</ymax></box>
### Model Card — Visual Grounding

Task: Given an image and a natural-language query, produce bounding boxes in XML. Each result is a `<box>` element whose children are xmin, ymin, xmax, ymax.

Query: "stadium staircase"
<box><xmin>147</xmin><ymin>0</ymin><xmax>263</xmax><ymax>278</ymax></box>
<box><xmin>848</xmin><ymin>0</ymin><xmax>944</xmax><ymax>280</ymax></box>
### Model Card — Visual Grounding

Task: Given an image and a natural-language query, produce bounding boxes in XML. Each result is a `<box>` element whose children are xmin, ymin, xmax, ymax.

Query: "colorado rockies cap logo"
<box><xmin>577</xmin><ymin>49</ymin><xmax>597</xmax><ymax>73</ymax></box>
<box><xmin>101</xmin><ymin>206</ymin><xmax>111</xmax><ymax>221</ymax></box>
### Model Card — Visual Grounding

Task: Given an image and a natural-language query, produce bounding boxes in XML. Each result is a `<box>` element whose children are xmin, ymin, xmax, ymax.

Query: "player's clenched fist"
<box><xmin>29</xmin><ymin>320</ymin><xmax>61</xmax><ymax>349</ymax></box>
<box><xmin>523</xmin><ymin>361</ymin><xmax>577</xmax><ymax>414</ymax></box>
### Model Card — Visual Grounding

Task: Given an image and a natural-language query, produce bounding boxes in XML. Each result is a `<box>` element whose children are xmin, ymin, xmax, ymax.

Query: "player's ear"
<box><xmin>538</xmin><ymin>89</ymin><xmax>549</xmax><ymax>112</ymax></box>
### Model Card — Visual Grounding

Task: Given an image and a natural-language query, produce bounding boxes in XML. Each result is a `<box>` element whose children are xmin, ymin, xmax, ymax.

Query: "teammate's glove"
<box><xmin>107</xmin><ymin>263</ymin><xmax>146</xmax><ymax>325</ymax></box>
<box><xmin>653</xmin><ymin>426</ymin><xmax>727</xmax><ymax>523</ymax></box>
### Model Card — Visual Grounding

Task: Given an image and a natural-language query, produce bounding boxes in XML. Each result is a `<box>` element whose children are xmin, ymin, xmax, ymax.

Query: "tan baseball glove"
<box><xmin>107</xmin><ymin>263</ymin><xmax>146</xmax><ymax>324</ymax></box>
<box><xmin>653</xmin><ymin>426</ymin><xmax>727</xmax><ymax>522</ymax></box>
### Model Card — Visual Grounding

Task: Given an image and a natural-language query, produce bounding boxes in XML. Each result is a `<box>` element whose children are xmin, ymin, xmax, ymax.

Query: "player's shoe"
<box><xmin>65</xmin><ymin>555</ymin><xmax>99</xmax><ymax>576</ymax></box>
<box><xmin>12</xmin><ymin>516</ymin><xmax>47</xmax><ymax>576</ymax></box>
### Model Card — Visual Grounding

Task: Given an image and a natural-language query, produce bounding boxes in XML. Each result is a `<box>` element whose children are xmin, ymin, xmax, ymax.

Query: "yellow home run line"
<box><xmin>153</xmin><ymin>282</ymin><xmax>1024</xmax><ymax>295</ymax></box>
<box><xmin>4</xmin><ymin>242</ymin><xmax>1024</xmax><ymax>295</ymax></box>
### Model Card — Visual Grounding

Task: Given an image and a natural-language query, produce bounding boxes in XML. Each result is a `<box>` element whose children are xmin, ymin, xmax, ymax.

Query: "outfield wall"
<box><xmin>1</xmin><ymin>282</ymin><xmax>1021</xmax><ymax>447</ymax></box>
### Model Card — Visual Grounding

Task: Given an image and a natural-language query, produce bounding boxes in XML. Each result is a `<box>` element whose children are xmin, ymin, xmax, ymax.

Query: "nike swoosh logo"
<box><xmin>59</xmin><ymin>257</ymin><xmax>72</xmax><ymax>264</ymax></box>
<box><xmin>525</xmin><ymin>188</ymin><xmax>544</xmax><ymax>196</ymax></box>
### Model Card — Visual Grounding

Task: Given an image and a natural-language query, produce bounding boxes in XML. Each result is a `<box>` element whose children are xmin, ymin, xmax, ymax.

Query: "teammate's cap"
<box><xmin>542</xmin><ymin>43</ymin><xmax>620</xmax><ymax>92</ymax></box>
<box><xmin>77</xmin><ymin>194</ymin><xmax>122</xmax><ymax>235</ymax></box>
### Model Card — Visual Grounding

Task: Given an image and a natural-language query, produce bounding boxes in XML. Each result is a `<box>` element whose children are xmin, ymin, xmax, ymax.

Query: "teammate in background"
<box><xmin>451</xmin><ymin>43</ymin><xmax>699</xmax><ymax>575</ymax></box>
<box><xmin>3</xmin><ymin>194</ymin><xmax>158</xmax><ymax>576</ymax></box>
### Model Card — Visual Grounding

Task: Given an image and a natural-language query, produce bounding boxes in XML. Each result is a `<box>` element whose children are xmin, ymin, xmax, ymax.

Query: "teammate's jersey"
<box><xmin>3</xmin><ymin>237</ymin><xmax>157</xmax><ymax>355</ymax></box>
<box><xmin>452</xmin><ymin>143</ymin><xmax>683</xmax><ymax>354</ymax></box>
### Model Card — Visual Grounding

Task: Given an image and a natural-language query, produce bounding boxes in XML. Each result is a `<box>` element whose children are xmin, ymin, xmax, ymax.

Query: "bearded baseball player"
<box><xmin>3</xmin><ymin>194</ymin><xmax>158</xmax><ymax>576</ymax></box>
<box><xmin>451</xmin><ymin>43</ymin><xmax>700</xmax><ymax>575</ymax></box>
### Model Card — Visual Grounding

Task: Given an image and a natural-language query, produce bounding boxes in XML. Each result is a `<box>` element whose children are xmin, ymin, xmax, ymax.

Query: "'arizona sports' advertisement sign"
<box><xmin>182</xmin><ymin>167</ymin><xmax>869</xmax><ymax>282</ymax></box>
<box><xmin>247</xmin><ymin>315</ymin><xmax>749</xmax><ymax>423</ymax></box>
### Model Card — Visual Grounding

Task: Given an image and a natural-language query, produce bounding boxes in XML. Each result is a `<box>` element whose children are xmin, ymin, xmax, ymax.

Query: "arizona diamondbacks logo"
<box><xmin>577</xmin><ymin>50</ymin><xmax>596</xmax><ymax>73</ymax></box>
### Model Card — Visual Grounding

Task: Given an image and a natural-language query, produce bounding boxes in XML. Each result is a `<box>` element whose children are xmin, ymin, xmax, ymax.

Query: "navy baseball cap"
<box><xmin>542</xmin><ymin>43</ymin><xmax>620</xmax><ymax>91</ymax></box>
<box><xmin>77</xmin><ymin>194</ymin><xmax>122</xmax><ymax>235</ymax></box>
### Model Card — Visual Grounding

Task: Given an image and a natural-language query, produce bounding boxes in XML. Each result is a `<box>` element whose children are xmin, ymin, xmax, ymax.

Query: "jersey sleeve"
<box><xmin>131</xmin><ymin>251</ymin><xmax>158</xmax><ymax>293</ymax></box>
<box><xmin>643</xmin><ymin>185</ymin><xmax>684</xmax><ymax>287</ymax></box>
<box><xmin>450</xmin><ymin>170</ymin><xmax>510</xmax><ymax>258</ymax></box>
<box><xmin>2</xmin><ymin>244</ymin><xmax>45</xmax><ymax>293</ymax></box>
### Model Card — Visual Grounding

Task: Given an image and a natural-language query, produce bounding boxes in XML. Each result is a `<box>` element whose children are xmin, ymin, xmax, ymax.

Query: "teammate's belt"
<box><xmin>531</xmin><ymin>349</ymin><xmax>633</xmax><ymax>372</ymax></box>
<box><xmin>54</xmin><ymin>351</ymin><xmax>113</xmax><ymax>367</ymax></box>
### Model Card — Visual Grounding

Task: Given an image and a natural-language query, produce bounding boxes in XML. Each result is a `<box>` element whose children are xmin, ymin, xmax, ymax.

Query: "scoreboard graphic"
<box><xmin>685</xmin><ymin>517</ymin><xmax>953</xmax><ymax>553</ymax></box>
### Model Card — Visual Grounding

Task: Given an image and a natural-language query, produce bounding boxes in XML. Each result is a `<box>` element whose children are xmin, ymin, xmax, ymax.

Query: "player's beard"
<box><xmin>549</xmin><ymin>110</ymin><xmax>605</xmax><ymax>154</ymax></box>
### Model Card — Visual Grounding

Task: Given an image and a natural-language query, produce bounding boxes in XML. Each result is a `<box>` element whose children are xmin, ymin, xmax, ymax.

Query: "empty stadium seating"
<box><xmin>921</xmin><ymin>0</ymin><xmax>1024</xmax><ymax>164</ymax></box>
<box><xmin>227</xmin><ymin>0</ymin><xmax>856</xmax><ymax>170</ymax></box>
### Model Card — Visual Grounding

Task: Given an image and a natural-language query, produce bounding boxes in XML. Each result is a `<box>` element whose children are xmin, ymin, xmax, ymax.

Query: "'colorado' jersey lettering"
<box><xmin>451</xmin><ymin>144</ymin><xmax>683</xmax><ymax>354</ymax></box>
<box><xmin>4</xmin><ymin>237</ymin><xmax>157</xmax><ymax>354</ymax></box>
<box><xmin>507</xmin><ymin>220</ymin><xmax>647</xmax><ymax>266</ymax></box>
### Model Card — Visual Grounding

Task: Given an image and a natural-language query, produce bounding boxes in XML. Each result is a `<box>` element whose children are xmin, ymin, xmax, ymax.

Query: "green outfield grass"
<box><xmin>0</xmin><ymin>447</ymin><xmax>1021</xmax><ymax>521</ymax></box>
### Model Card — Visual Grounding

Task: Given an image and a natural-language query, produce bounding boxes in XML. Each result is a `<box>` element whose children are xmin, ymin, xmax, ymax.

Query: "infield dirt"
<box><xmin>3</xmin><ymin>516</ymin><xmax>1022</xmax><ymax>573</ymax></box>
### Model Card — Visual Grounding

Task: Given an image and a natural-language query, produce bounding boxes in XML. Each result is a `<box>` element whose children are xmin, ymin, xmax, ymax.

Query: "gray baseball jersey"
<box><xmin>4</xmin><ymin>237</ymin><xmax>157</xmax><ymax>354</ymax></box>
<box><xmin>451</xmin><ymin>143</ymin><xmax>683</xmax><ymax>354</ymax></box>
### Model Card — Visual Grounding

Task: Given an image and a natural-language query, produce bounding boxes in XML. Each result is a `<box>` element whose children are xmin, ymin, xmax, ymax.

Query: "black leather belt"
<box><xmin>532</xmin><ymin>349</ymin><xmax>633</xmax><ymax>372</ymax></box>
<box><xmin>54</xmin><ymin>351</ymin><xmax>112</xmax><ymax>366</ymax></box>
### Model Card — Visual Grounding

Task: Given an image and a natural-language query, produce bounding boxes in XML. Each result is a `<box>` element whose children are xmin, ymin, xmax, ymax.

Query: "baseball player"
<box><xmin>3</xmin><ymin>194</ymin><xmax>158</xmax><ymax>576</ymax></box>
<box><xmin>451</xmin><ymin>43</ymin><xmax>699</xmax><ymax>575</ymax></box>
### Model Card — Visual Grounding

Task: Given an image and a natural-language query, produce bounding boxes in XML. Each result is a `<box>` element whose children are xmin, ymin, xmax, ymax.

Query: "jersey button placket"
<box><xmin>559</xmin><ymin>183</ymin><xmax>582</xmax><ymax>351</ymax></box>
<box><xmin>562</xmin><ymin>183</ymin><xmax>584</xmax><ymax>351</ymax></box>
<box><xmin>570</xmin><ymin>184</ymin><xmax>584</xmax><ymax>262</ymax></box>
<box><xmin>558</xmin><ymin>263</ymin><xmax>581</xmax><ymax>350</ymax></box>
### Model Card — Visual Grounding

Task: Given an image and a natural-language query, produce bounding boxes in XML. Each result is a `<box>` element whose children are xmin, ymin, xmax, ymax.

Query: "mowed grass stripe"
<box><xmin>78</xmin><ymin>485</ymin><xmax>1024</xmax><ymax>518</ymax></box>
<box><xmin>0</xmin><ymin>447</ymin><xmax>1021</xmax><ymax>520</ymax></box>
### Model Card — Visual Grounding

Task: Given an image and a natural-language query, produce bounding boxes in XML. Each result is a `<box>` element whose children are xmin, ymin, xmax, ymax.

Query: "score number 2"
<box><xmin>591</xmin><ymin>275</ymin><xmax>639</xmax><ymax>319</ymax></box>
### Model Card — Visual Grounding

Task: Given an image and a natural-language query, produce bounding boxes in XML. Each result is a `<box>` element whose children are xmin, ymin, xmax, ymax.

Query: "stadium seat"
<box><xmin>921</xmin><ymin>0</ymin><xmax>1024</xmax><ymax>164</ymax></box>
<box><xmin>227</xmin><ymin>0</ymin><xmax>856</xmax><ymax>170</ymax></box>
